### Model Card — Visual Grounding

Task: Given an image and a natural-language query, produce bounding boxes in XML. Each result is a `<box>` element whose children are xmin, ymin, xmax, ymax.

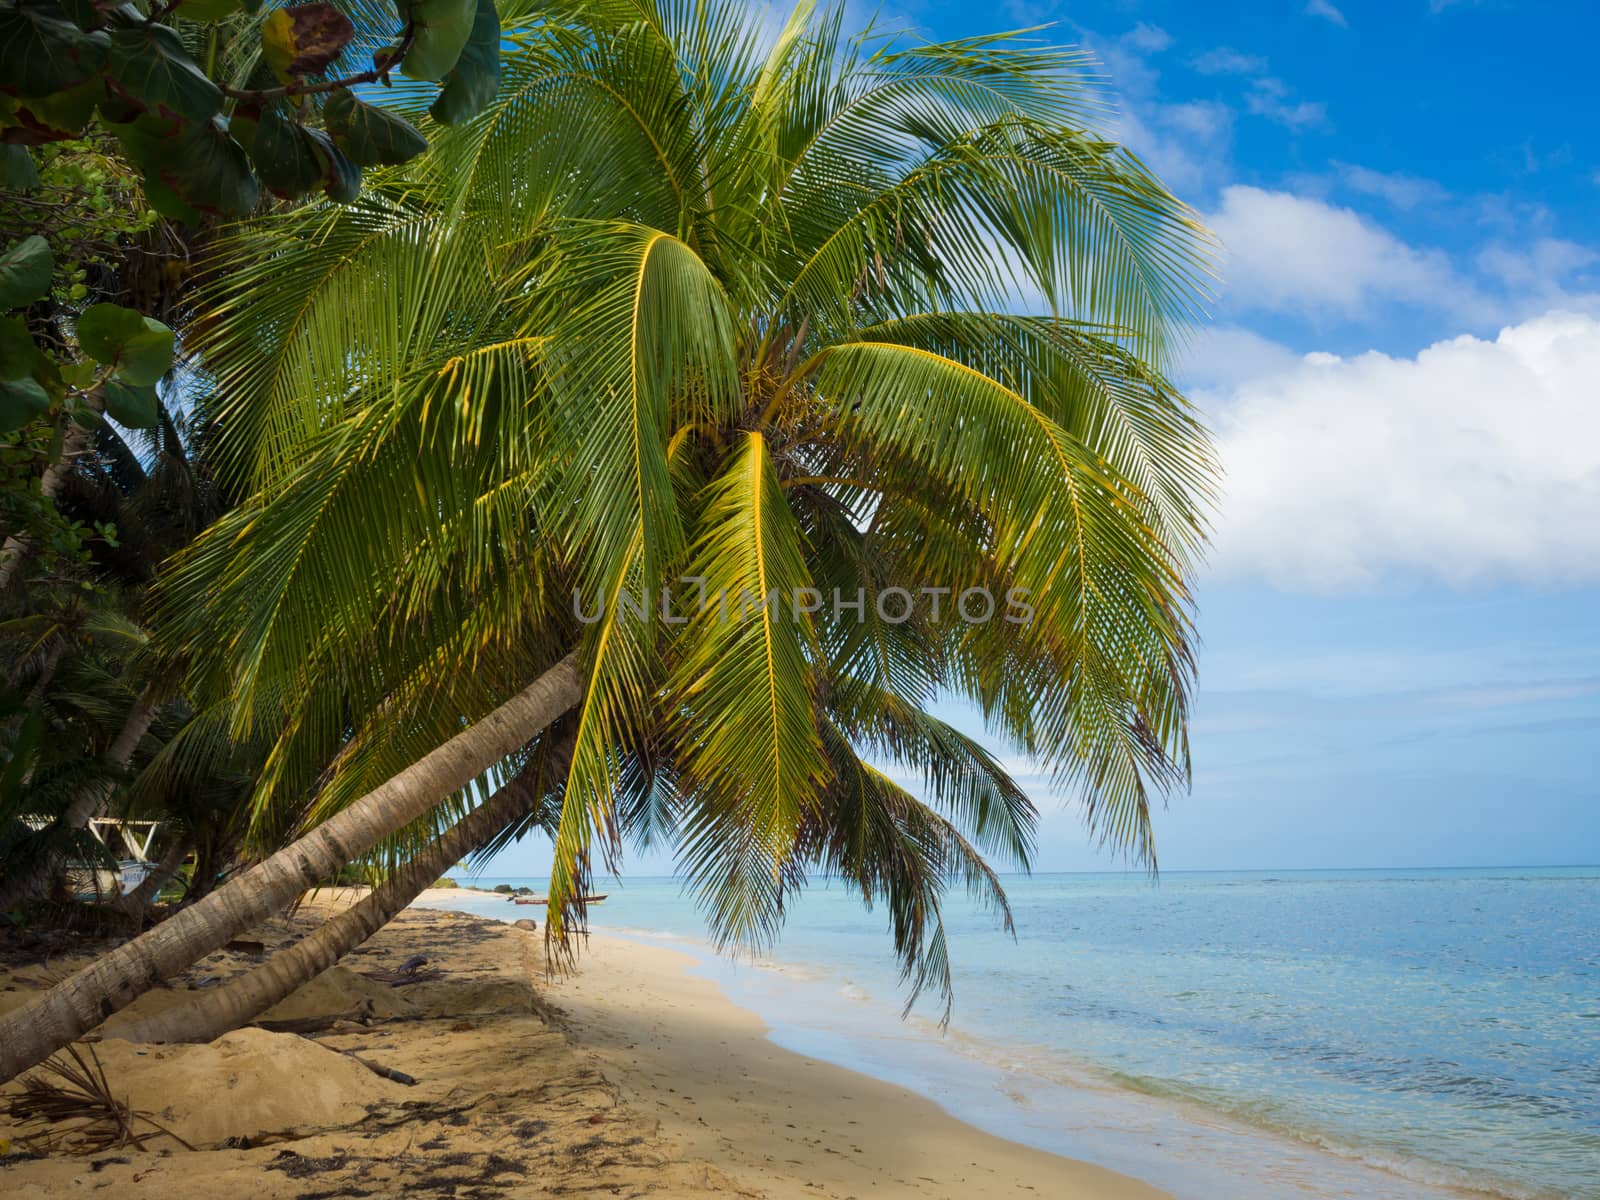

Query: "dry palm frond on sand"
<box><xmin>5</xmin><ymin>1044</ymin><xmax>194</xmax><ymax>1154</ymax></box>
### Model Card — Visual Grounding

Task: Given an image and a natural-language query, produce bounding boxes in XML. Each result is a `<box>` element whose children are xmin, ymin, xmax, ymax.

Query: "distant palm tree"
<box><xmin>0</xmin><ymin>0</ymin><xmax>1214</xmax><ymax>1079</ymax></box>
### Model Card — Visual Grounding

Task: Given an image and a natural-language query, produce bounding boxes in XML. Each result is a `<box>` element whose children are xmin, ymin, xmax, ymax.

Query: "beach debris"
<box><xmin>335</xmin><ymin>1048</ymin><xmax>417</xmax><ymax>1087</ymax></box>
<box><xmin>255</xmin><ymin>1001</ymin><xmax>371</xmax><ymax>1034</ymax></box>
<box><xmin>266</xmin><ymin>1148</ymin><xmax>350</xmax><ymax>1178</ymax></box>
<box><xmin>359</xmin><ymin>954</ymin><xmax>443</xmax><ymax>987</ymax></box>
<box><xmin>3</xmin><ymin>1044</ymin><xmax>193</xmax><ymax>1154</ymax></box>
<box><xmin>224</xmin><ymin>938</ymin><xmax>266</xmax><ymax>957</ymax></box>
<box><xmin>513</xmin><ymin>918</ymin><xmax>538</xmax><ymax>931</ymax></box>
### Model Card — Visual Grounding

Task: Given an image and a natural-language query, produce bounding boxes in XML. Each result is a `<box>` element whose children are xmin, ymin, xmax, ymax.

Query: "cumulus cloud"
<box><xmin>1205</xmin><ymin>185</ymin><xmax>1483</xmax><ymax>318</ymax></box>
<box><xmin>1244</xmin><ymin>78</ymin><xmax>1330</xmax><ymax>130</ymax></box>
<box><xmin>1191</xmin><ymin>47</ymin><xmax>1267</xmax><ymax>75</ymax></box>
<box><xmin>1304</xmin><ymin>0</ymin><xmax>1348</xmax><ymax>26</ymax></box>
<box><xmin>1334</xmin><ymin>163</ymin><xmax>1450</xmax><ymax>210</ymax></box>
<box><xmin>1476</xmin><ymin>238</ymin><xmax>1599</xmax><ymax>291</ymax></box>
<box><xmin>1204</xmin><ymin>312</ymin><xmax>1600</xmax><ymax>589</ymax></box>
<box><xmin>1114</xmin><ymin>100</ymin><xmax>1233</xmax><ymax>194</ymax></box>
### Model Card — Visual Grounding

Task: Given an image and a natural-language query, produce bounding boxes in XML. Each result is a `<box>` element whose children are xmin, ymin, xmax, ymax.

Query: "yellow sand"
<box><xmin>0</xmin><ymin>891</ymin><xmax>1165</xmax><ymax>1198</ymax></box>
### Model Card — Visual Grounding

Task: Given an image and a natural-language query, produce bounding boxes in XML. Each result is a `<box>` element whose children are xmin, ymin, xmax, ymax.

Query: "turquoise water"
<box><xmin>424</xmin><ymin>867</ymin><xmax>1600</xmax><ymax>1199</ymax></box>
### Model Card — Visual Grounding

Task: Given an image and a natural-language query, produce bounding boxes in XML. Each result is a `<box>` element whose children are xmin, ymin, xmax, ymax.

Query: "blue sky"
<box><xmin>483</xmin><ymin>0</ymin><xmax>1599</xmax><ymax>877</ymax></box>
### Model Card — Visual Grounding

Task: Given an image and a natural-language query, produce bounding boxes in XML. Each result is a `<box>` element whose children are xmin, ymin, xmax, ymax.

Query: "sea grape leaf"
<box><xmin>0</xmin><ymin>2</ymin><xmax>109</xmax><ymax>99</ymax></box>
<box><xmin>262</xmin><ymin>4</ymin><xmax>356</xmax><ymax>80</ymax></box>
<box><xmin>76</xmin><ymin>303</ymin><xmax>175</xmax><ymax>385</ymax></box>
<box><xmin>108</xmin><ymin>112</ymin><xmax>181</xmax><ymax>172</ymax></box>
<box><xmin>0</xmin><ymin>377</ymin><xmax>50</xmax><ymax>432</ymax></box>
<box><xmin>55</xmin><ymin>0</ymin><xmax>136</xmax><ymax>32</ymax></box>
<box><xmin>324</xmin><ymin>90</ymin><xmax>427</xmax><ymax>166</ymax></box>
<box><xmin>59</xmin><ymin>359</ymin><xmax>97</xmax><ymax>387</ymax></box>
<box><xmin>105</xmin><ymin>25</ymin><xmax>222</xmax><ymax>123</ymax></box>
<box><xmin>247</xmin><ymin>106</ymin><xmax>324</xmax><ymax>197</ymax></box>
<box><xmin>429</xmin><ymin>0</ymin><xmax>499</xmax><ymax>125</ymax></box>
<box><xmin>0</xmin><ymin>144</ymin><xmax>39</xmax><ymax>188</ymax></box>
<box><xmin>0</xmin><ymin>315</ymin><xmax>41</xmax><ymax>380</ymax></box>
<box><xmin>101</xmin><ymin>377</ymin><xmax>159</xmax><ymax>428</ymax></box>
<box><xmin>152</xmin><ymin>116</ymin><xmax>259</xmax><ymax>217</ymax></box>
<box><xmin>306</xmin><ymin>127</ymin><xmax>361</xmax><ymax>202</ymax></box>
<box><xmin>141</xmin><ymin>175</ymin><xmax>203</xmax><ymax>224</ymax></box>
<box><xmin>0</xmin><ymin>236</ymin><xmax>52</xmax><ymax>310</ymax></box>
<box><xmin>2</xmin><ymin>77</ymin><xmax>100</xmax><ymax>144</ymax></box>
<box><xmin>400</xmin><ymin>0</ymin><xmax>477</xmax><ymax>82</ymax></box>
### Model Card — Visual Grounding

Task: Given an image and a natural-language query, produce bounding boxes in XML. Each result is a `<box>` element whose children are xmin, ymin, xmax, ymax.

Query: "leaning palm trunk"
<box><xmin>0</xmin><ymin>652</ymin><xmax>582</xmax><ymax>1083</ymax></box>
<box><xmin>109</xmin><ymin>732</ymin><xmax>571</xmax><ymax>1045</ymax></box>
<box><xmin>0</xmin><ymin>687</ymin><xmax>160</xmax><ymax>912</ymax></box>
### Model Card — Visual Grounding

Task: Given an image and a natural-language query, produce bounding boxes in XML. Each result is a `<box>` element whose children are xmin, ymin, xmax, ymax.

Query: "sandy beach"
<box><xmin>0</xmin><ymin>890</ymin><xmax>1165</xmax><ymax>1199</ymax></box>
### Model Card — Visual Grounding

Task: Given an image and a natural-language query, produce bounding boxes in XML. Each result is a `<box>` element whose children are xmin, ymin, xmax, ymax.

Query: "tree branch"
<box><xmin>219</xmin><ymin>27</ymin><xmax>416</xmax><ymax>104</ymax></box>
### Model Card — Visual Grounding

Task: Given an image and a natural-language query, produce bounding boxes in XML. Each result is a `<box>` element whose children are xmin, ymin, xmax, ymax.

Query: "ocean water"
<box><xmin>421</xmin><ymin>868</ymin><xmax>1600</xmax><ymax>1200</ymax></box>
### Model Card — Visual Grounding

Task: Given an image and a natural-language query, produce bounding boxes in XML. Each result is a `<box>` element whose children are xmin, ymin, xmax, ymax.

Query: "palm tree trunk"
<box><xmin>112</xmin><ymin>837</ymin><xmax>188</xmax><ymax>920</ymax></box>
<box><xmin>0</xmin><ymin>652</ymin><xmax>582</xmax><ymax>1083</ymax></box>
<box><xmin>110</xmin><ymin>734</ymin><xmax>570</xmax><ymax>1045</ymax></box>
<box><xmin>0</xmin><ymin>686</ymin><xmax>160</xmax><ymax>912</ymax></box>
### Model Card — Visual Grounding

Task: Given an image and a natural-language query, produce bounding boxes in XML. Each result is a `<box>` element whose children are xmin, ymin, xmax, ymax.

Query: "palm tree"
<box><xmin>0</xmin><ymin>0</ymin><xmax>1214</xmax><ymax>1078</ymax></box>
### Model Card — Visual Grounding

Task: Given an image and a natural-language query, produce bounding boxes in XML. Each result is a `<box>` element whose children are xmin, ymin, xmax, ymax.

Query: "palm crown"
<box><xmin>155</xmin><ymin>0</ymin><xmax>1216</xmax><ymax>1015</ymax></box>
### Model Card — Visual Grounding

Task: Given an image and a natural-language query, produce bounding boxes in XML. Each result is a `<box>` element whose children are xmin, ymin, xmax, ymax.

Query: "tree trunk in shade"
<box><xmin>0</xmin><ymin>652</ymin><xmax>582</xmax><ymax>1083</ymax></box>
<box><xmin>111</xmin><ymin>733</ymin><xmax>571</xmax><ymax>1045</ymax></box>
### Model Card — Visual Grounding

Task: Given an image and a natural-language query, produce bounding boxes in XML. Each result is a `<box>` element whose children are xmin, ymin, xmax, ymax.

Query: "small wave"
<box><xmin>602</xmin><ymin>926</ymin><xmax>689</xmax><ymax>941</ymax></box>
<box><xmin>1095</xmin><ymin>1069</ymin><xmax>1567</xmax><ymax>1200</ymax></box>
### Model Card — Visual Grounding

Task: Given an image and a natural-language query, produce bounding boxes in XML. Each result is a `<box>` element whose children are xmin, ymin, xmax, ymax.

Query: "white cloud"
<box><xmin>1476</xmin><ymin>238</ymin><xmax>1599</xmax><ymax>290</ymax></box>
<box><xmin>1191</xmin><ymin>47</ymin><xmax>1266</xmax><ymax>76</ymax></box>
<box><xmin>1204</xmin><ymin>311</ymin><xmax>1600</xmax><ymax>589</ymax></box>
<box><xmin>1305</xmin><ymin>0</ymin><xmax>1349</xmax><ymax>26</ymax></box>
<box><xmin>1123</xmin><ymin>22</ymin><xmax>1173</xmax><ymax>54</ymax></box>
<box><xmin>1335</xmin><ymin>163</ymin><xmax>1449</xmax><ymax>210</ymax></box>
<box><xmin>1205</xmin><ymin>185</ymin><xmax>1481</xmax><ymax>318</ymax></box>
<box><xmin>1177</xmin><ymin>326</ymin><xmax>1304</xmax><ymax>391</ymax></box>
<box><xmin>1114</xmin><ymin>100</ymin><xmax>1233</xmax><ymax>193</ymax></box>
<box><xmin>1244</xmin><ymin>78</ymin><xmax>1329</xmax><ymax>130</ymax></box>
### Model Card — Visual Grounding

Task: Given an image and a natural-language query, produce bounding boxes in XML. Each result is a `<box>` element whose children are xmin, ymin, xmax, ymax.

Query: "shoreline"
<box><xmin>509</xmin><ymin>912</ymin><xmax>1169</xmax><ymax>1199</ymax></box>
<box><xmin>0</xmin><ymin>891</ymin><xmax>1163</xmax><ymax>1199</ymax></box>
<box><xmin>410</xmin><ymin>887</ymin><xmax>1524</xmax><ymax>1200</ymax></box>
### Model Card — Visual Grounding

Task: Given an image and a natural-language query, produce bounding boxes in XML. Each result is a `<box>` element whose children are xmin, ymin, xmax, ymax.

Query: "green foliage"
<box><xmin>0</xmin><ymin>0</ymin><xmax>511</xmax><ymax>220</ymax></box>
<box><xmin>0</xmin><ymin>237</ymin><xmax>52</xmax><ymax>309</ymax></box>
<box><xmin>324</xmin><ymin>90</ymin><xmax>428</xmax><ymax>166</ymax></box>
<box><xmin>429</xmin><ymin>0</ymin><xmax>500</xmax><ymax>125</ymax></box>
<box><xmin>75</xmin><ymin>304</ymin><xmax>174</xmax><ymax>387</ymax></box>
<box><xmin>0</xmin><ymin>137</ymin><xmax>159</xmax><ymax>300</ymax></box>
<box><xmin>0</xmin><ymin>237</ymin><xmax>173</xmax><ymax>434</ymax></box>
<box><xmin>1</xmin><ymin>145</ymin><xmax>40</xmax><ymax>188</ymax></box>
<box><xmin>400</xmin><ymin>0</ymin><xmax>477</xmax><ymax>82</ymax></box>
<box><xmin>0</xmin><ymin>377</ymin><xmax>50</xmax><ymax>429</ymax></box>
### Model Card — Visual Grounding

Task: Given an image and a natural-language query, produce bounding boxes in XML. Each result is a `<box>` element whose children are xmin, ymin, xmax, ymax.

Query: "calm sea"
<box><xmin>420</xmin><ymin>867</ymin><xmax>1600</xmax><ymax>1200</ymax></box>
